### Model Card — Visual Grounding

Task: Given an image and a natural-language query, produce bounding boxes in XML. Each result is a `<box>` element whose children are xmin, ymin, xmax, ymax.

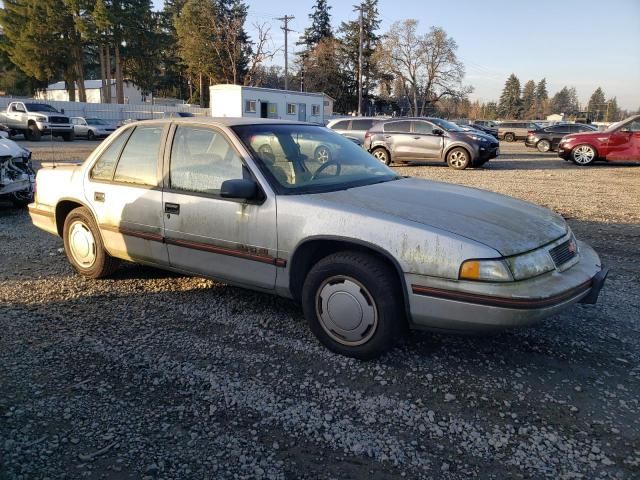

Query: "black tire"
<box><xmin>63</xmin><ymin>207</ymin><xmax>119</xmax><ymax>278</ymax></box>
<box><xmin>87</xmin><ymin>130</ymin><xmax>95</xmax><ymax>141</ymax></box>
<box><xmin>504</xmin><ymin>132</ymin><xmax>515</xmax><ymax>142</ymax></box>
<box><xmin>446</xmin><ymin>147</ymin><xmax>471</xmax><ymax>170</ymax></box>
<box><xmin>27</xmin><ymin>124</ymin><xmax>41</xmax><ymax>141</ymax></box>
<box><xmin>371</xmin><ymin>147</ymin><xmax>391</xmax><ymax>166</ymax></box>
<box><xmin>571</xmin><ymin>144</ymin><xmax>597</xmax><ymax>166</ymax></box>
<box><xmin>302</xmin><ymin>251</ymin><xmax>406</xmax><ymax>360</ymax></box>
<box><xmin>536</xmin><ymin>139</ymin><xmax>551</xmax><ymax>153</ymax></box>
<box><xmin>62</xmin><ymin>131</ymin><xmax>75</xmax><ymax>142</ymax></box>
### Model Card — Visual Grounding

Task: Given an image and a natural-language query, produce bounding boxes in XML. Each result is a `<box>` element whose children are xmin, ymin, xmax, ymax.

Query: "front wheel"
<box><xmin>446</xmin><ymin>147</ymin><xmax>470</xmax><ymax>169</ymax></box>
<box><xmin>27</xmin><ymin>125</ymin><xmax>41</xmax><ymax>141</ymax></box>
<box><xmin>62</xmin><ymin>132</ymin><xmax>75</xmax><ymax>142</ymax></box>
<box><xmin>504</xmin><ymin>133</ymin><xmax>515</xmax><ymax>142</ymax></box>
<box><xmin>63</xmin><ymin>207</ymin><xmax>119</xmax><ymax>278</ymax></box>
<box><xmin>302</xmin><ymin>251</ymin><xmax>406</xmax><ymax>360</ymax></box>
<box><xmin>87</xmin><ymin>130</ymin><xmax>95</xmax><ymax>141</ymax></box>
<box><xmin>314</xmin><ymin>145</ymin><xmax>332</xmax><ymax>164</ymax></box>
<box><xmin>371</xmin><ymin>147</ymin><xmax>391</xmax><ymax>166</ymax></box>
<box><xmin>571</xmin><ymin>144</ymin><xmax>596</xmax><ymax>165</ymax></box>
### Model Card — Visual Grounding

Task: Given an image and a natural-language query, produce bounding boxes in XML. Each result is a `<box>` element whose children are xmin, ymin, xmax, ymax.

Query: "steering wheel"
<box><xmin>311</xmin><ymin>159</ymin><xmax>342</xmax><ymax>180</ymax></box>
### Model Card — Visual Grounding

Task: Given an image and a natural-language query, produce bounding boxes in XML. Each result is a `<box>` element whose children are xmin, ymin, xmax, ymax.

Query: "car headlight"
<box><xmin>35</xmin><ymin>117</ymin><xmax>48</xmax><ymax>123</ymax></box>
<box><xmin>467</xmin><ymin>134</ymin><xmax>488</xmax><ymax>142</ymax></box>
<box><xmin>459</xmin><ymin>259</ymin><xmax>513</xmax><ymax>282</ymax></box>
<box><xmin>505</xmin><ymin>247</ymin><xmax>556</xmax><ymax>281</ymax></box>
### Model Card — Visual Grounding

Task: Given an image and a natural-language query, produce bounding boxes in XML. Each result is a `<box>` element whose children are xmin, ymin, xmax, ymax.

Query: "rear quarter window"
<box><xmin>351</xmin><ymin>119</ymin><xmax>375</xmax><ymax>130</ymax></box>
<box><xmin>90</xmin><ymin>129</ymin><xmax>133</xmax><ymax>181</ymax></box>
<box><xmin>383</xmin><ymin>121</ymin><xmax>411</xmax><ymax>133</ymax></box>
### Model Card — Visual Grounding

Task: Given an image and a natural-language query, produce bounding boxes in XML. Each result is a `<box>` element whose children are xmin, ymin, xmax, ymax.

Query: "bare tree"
<box><xmin>378</xmin><ymin>20</ymin><xmax>471</xmax><ymax>115</ymax></box>
<box><xmin>244</xmin><ymin>22</ymin><xmax>280</xmax><ymax>86</ymax></box>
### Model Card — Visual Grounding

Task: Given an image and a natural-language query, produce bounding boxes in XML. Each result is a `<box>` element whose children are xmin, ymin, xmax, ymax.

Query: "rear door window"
<box><xmin>351</xmin><ymin>119</ymin><xmax>375</xmax><ymax>130</ymax></box>
<box><xmin>113</xmin><ymin>126</ymin><xmax>163</xmax><ymax>186</ymax></box>
<box><xmin>383</xmin><ymin>121</ymin><xmax>412</xmax><ymax>133</ymax></box>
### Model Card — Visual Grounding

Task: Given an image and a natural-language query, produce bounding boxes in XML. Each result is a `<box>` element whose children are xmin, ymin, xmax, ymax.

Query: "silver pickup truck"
<box><xmin>28</xmin><ymin>118</ymin><xmax>607</xmax><ymax>359</ymax></box>
<box><xmin>0</xmin><ymin>102</ymin><xmax>74</xmax><ymax>141</ymax></box>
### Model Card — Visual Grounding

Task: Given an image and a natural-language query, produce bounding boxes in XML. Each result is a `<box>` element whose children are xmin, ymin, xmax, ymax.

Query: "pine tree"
<box><xmin>337</xmin><ymin>0</ymin><xmax>381</xmax><ymax>112</ymax></box>
<box><xmin>606</xmin><ymin>97</ymin><xmax>619</xmax><ymax>122</ymax></box>
<box><xmin>521</xmin><ymin>80</ymin><xmax>536</xmax><ymax>119</ymax></box>
<box><xmin>498</xmin><ymin>74</ymin><xmax>522</xmax><ymax>119</ymax></box>
<box><xmin>587</xmin><ymin>87</ymin><xmax>606</xmax><ymax>120</ymax></box>
<box><xmin>550</xmin><ymin>87</ymin><xmax>573</xmax><ymax>114</ymax></box>
<box><xmin>301</xmin><ymin>0</ymin><xmax>333</xmax><ymax>48</ymax></box>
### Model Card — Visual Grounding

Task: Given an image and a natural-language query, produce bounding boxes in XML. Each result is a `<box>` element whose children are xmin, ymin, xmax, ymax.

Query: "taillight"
<box><xmin>365</xmin><ymin>131</ymin><xmax>372</xmax><ymax>139</ymax></box>
<box><xmin>527</xmin><ymin>130</ymin><xmax>534</xmax><ymax>136</ymax></box>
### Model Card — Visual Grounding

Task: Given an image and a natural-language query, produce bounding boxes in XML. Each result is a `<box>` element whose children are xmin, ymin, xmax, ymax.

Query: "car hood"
<box><xmin>316</xmin><ymin>177</ymin><xmax>567</xmax><ymax>257</ymax></box>
<box><xmin>0</xmin><ymin>138</ymin><xmax>31</xmax><ymax>158</ymax></box>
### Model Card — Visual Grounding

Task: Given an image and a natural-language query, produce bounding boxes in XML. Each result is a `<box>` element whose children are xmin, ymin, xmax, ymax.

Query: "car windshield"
<box><xmin>232</xmin><ymin>124</ymin><xmax>400</xmax><ymax>195</ymax></box>
<box><xmin>24</xmin><ymin>103</ymin><xmax>58</xmax><ymax>112</ymax></box>
<box><xmin>86</xmin><ymin>118</ymin><xmax>108</xmax><ymax>125</ymax></box>
<box><xmin>429</xmin><ymin>118</ymin><xmax>464</xmax><ymax>132</ymax></box>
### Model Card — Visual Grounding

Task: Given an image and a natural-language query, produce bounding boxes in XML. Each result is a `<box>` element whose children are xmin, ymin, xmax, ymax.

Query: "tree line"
<box><xmin>0</xmin><ymin>0</ymin><xmax>471</xmax><ymax>114</ymax></box>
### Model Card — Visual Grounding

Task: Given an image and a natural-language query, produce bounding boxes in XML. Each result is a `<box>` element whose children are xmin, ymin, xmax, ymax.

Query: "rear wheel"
<box><xmin>571</xmin><ymin>144</ymin><xmax>596</xmax><ymax>165</ymax></box>
<box><xmin>536</xmin><ymin>139</ymin><xmax>551</xmax><ymax>152</ymax></box>
<box><xmin>446</xmin><ymin>147</ymin><xmax>470</xmax><ymax>169</ymax></box>
<box><xmin>371</xmin><ymin>147</ymin><xmax>391</xmax><ymax>165</ymax></box>
<box><xmin>314</xmin><ymin>145</ymin><xmax>332</xmax><ymax>163</ymax></box>
<box><xmin>63</xmin><ymin>207</ymin><xmax>119</xmax><ymax>278</ymax></box>
<box><xmin>302</xmin><ymin>251</ymin><xmax>406</xmax><ymax>360</ymax></box>
<box><xmin>504</xmin><ymin>132</ymin><xmax>515</xmax><ymax>142</ymax></box>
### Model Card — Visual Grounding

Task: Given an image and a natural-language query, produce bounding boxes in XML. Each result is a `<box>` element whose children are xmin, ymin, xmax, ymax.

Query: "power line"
<box><xmin>275</xmin><ymin>15</ymin><xmax>295</xmax><ymax>91</ymax></box>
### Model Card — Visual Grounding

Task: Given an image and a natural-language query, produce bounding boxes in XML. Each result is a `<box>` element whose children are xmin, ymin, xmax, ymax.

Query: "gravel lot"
<box><xmin>1</xmin><ymin>140</ymin><xmax>639</xmax><ymax>479</ymax></box>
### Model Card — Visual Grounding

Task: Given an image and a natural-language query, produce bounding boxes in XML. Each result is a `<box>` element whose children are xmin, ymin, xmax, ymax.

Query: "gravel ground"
<box><xmin>1</xmin><ymin>141</ymin><xmax>639</xmax><ymax>479</ymax></box>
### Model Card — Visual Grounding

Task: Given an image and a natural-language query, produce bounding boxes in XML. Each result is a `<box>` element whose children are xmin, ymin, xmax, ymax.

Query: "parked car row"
<box><xmin>525</xmin><ymin>123</ymin><xmax>597</xmax><ymax>152</ymax></box>
<box><xmin>328</xmin><ymin>116</ymin><xmax>499</xmax><ymax>170</ymax></box>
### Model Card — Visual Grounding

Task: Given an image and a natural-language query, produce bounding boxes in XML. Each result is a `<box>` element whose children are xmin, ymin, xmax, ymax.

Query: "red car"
<box><xmin>558</xmin><ymin>115</ymin><xmax>640</xmax><ymax>165</ymax></box>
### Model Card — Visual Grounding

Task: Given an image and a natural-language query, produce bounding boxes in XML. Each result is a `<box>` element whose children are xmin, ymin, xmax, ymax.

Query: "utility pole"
<box><xmin>276</xmin><ymin>15</ymin><xmax>295</xmax><ymax>91</ymax></box>
<box><xmin>353</xmin><ymin>4</ymin><xmax>364</xmax><ymax>115</ymax></box>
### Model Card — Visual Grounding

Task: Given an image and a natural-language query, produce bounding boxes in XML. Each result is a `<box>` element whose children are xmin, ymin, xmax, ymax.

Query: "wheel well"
<box><xmin>288</xmin><ymin>238</ymin><xmax>409</xmax><ymax>311</ymax></box>
<box><xmin>371</xmin><ymin>145</ymin><xmax>390</xmax><ymax>157</ymax></box>
<box><xmin>55</xmin><ymin>200</ymin><xmax>84</xmax><ymax>236</ymax></box>
<box><xmin>27</xmin><ymin>119</ymin><xmax>36</xmax><ymax>127</ymax></box>
<box><xmin>443</xmin><ymin>145</ymin><xmax>472</xmax><ymax>163</ymax></box>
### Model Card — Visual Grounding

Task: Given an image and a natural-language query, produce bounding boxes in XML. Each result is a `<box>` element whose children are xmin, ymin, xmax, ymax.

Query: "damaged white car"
<box><xmin>0</xmin><ymin>137</ymin><xmax>34</xmax><ymax>207</ymax></box>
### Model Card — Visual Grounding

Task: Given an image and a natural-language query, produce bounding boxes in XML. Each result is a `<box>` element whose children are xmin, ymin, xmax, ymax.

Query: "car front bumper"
<box><xmin>36</xmin><ymin>123</ymin><xmax>73</xmax><ymax>135</ymax></box>
<box><xmin>557</xmin><ymin>144</ymin><xmax>572</xmax><ymax>159</ymax></box>
<box><xmin>406</xmin><ymin>241</ymin><xmax>607</xmax><ymax>332</ymax></box>
<box><xmin>524</xmin><ymin>137</ymin><xmax>538</xmax><ymax>148</ymax></box>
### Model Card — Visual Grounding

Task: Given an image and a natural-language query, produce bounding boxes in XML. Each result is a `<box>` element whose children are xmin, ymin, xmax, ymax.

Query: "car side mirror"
<box><xmin>220</xmin><ymin>178</ymin><xmax>258</xmax><ymax>200</ymax></box>
<box><xmin>432</xmin><ymin>128</ymin><xmax>444</xmax><ymax>136</ymax></box>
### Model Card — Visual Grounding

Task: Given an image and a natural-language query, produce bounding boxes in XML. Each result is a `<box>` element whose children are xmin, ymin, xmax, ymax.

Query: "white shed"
<box><xmin>36</xmin><ymin>80</ymin><xmax>145</xmax><ymax>104</ymax></box>
<box><xmin>209</xmin><ymin>85</ymin><xmax>330</xmax><ymax>124</ymax></box>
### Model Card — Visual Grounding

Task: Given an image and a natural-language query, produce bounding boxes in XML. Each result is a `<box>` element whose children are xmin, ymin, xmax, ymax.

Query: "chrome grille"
<box><xmin>549</xmin><ymin>239</ymin><xmax>577</xmax><ymax>267</ymax></box>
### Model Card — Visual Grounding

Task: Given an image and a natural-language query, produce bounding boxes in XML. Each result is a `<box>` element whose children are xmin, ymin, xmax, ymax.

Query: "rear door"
<box><xmin>162</xmin><ymin>124</ymin><xmax>278</xmax><ymax>289</ymax></box>
<box><xmin>607</xmin><ymin>119</ymin><xmax>640</xmax><ymax>161</ymax></box>
<box><xmin>410</xmin><ymin>120</ymin><xmax>444</xmax><ymax>160</ymax></box>
<box><xmin>550</xmin><ymin>125</ymin><xmax>571</xmax><ymax>148</ymax></box>
<box><xmin>382</xmin><ymin>120</ymin><xmax>413</xmax><ymax>160</ymax></box>
<box><xmin>85</xmin><ymin>125</ymin><xmax>169</xmax><ymax>265</ymax></box>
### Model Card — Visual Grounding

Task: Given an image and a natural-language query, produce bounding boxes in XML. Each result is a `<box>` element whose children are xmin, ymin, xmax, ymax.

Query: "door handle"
<box><xmin>384</xmin><ymin>135</ymin><xmax>391</xmax><ymax>139</ymax></box>
<box><xmin>164</xmin><ymin>202</ymin><xmax>180</xmax><ymax>215</ymax></box>
<box><xmin>94</xmin><ymin>192</ymin><xmax>105</xmax><ymax>202</ymax></box>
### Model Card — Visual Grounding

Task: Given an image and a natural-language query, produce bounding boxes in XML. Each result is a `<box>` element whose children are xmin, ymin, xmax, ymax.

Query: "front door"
<box><xmin>298</xmin><ymin>104</ymin><xmax>306</xmax><ymax>122</ymax></box>
<box><xmin>85</xmin><ymin>124</ymin><xmax>168</xmax><ymax>265</ymax></box>
<box><xmin>411</xmin><ymin>120</ymin><xmax>444</xmax><ymax>159</ymax></box>
<box><xmin>260</xmin><ymin>102</ymin><xmax>268</xmax><ymax>118</ymax></box>
<box><xmin>607</xmin><ymin>119</ymin><xmax>640</xmax><ymax>161</ymax></box>
<box><xmin>162</xmin><ymin>124</ymin><xmax>278</xmax><ymax>289</ymax></box>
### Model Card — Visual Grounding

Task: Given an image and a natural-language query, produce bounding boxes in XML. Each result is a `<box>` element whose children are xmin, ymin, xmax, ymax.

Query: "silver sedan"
<box><xmin>29</xmin><ymin>118</ymin><xmax>607</xmax><ymax>359</ymax></box>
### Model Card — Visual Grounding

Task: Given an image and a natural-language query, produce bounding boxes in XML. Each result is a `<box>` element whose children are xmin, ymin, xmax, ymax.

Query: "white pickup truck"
<box><xmin>0</xmin><ymin>102</ymin><xmax>75</xmax><ymax>141</ymax></box>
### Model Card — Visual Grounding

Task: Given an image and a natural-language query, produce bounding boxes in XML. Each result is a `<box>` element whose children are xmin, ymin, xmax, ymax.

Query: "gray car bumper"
<box><xmin>406</xmin><ymin>241</ymin><xmax>606</xmax><ymax>333</ymax></box>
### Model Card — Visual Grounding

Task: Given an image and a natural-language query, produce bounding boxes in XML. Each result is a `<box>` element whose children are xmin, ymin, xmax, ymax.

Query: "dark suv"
<box><xmin>525</xmin><ymin>123</ymin><xmax>597</xmax><ymax>152</ymax></box>
<box><xmin>364</xmin><ymin>117</ymin><xmax>499</xmax><ymax>169</ymax></box>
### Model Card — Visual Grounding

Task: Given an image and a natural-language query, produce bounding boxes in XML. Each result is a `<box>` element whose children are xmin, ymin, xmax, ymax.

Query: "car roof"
<box><xmin>125</xmin><ymin>117</ymin><xmax>313</xmax><ymax>128</ymax></box>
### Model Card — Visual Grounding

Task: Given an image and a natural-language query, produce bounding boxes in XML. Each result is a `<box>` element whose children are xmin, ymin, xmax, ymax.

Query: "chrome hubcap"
<box><xmin>315</xmin><ymin>147</ymin><xmax>330</xmax><ymax>163</ymax></box>
<box><xmin>373</xmin><ymin>150</ymin><xmax>387</xmax><ymax>163</ymax></box>
<box><xmin>449</xmin><ymin>150</ymin><xmax>467</xmax><ymax>168</ymax></box>
<box><xmin>538</xmin><ymin>140</ymin><xmax>550</xmax><ymax>152</ymax></box>
<box><xmin>573</xmin><ymin>145</ymin><xmax>595</xmax><ymax>164</ymax></box>
<box><xmin>69</xmin><ymin>221</ymin><xmax>96</xmax><ymax>268</ymax></box>
<box><xmin>316</xmin><ymin>276</ymin><xmax>378</xmax><ymax>346</ymax></box>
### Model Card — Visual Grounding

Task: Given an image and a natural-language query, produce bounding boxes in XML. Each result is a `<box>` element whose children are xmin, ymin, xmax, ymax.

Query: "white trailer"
<box><xmin>209</xmin><ymin>85</ymin><xmax>329</xmax><ymax>124</ymax></box>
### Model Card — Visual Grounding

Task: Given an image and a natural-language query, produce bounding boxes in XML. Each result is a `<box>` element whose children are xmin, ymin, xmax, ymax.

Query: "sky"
<box><xmin>163</xmin><ymin>0</ymin><xmax>640</xmax><ymax>110</ymax></box>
